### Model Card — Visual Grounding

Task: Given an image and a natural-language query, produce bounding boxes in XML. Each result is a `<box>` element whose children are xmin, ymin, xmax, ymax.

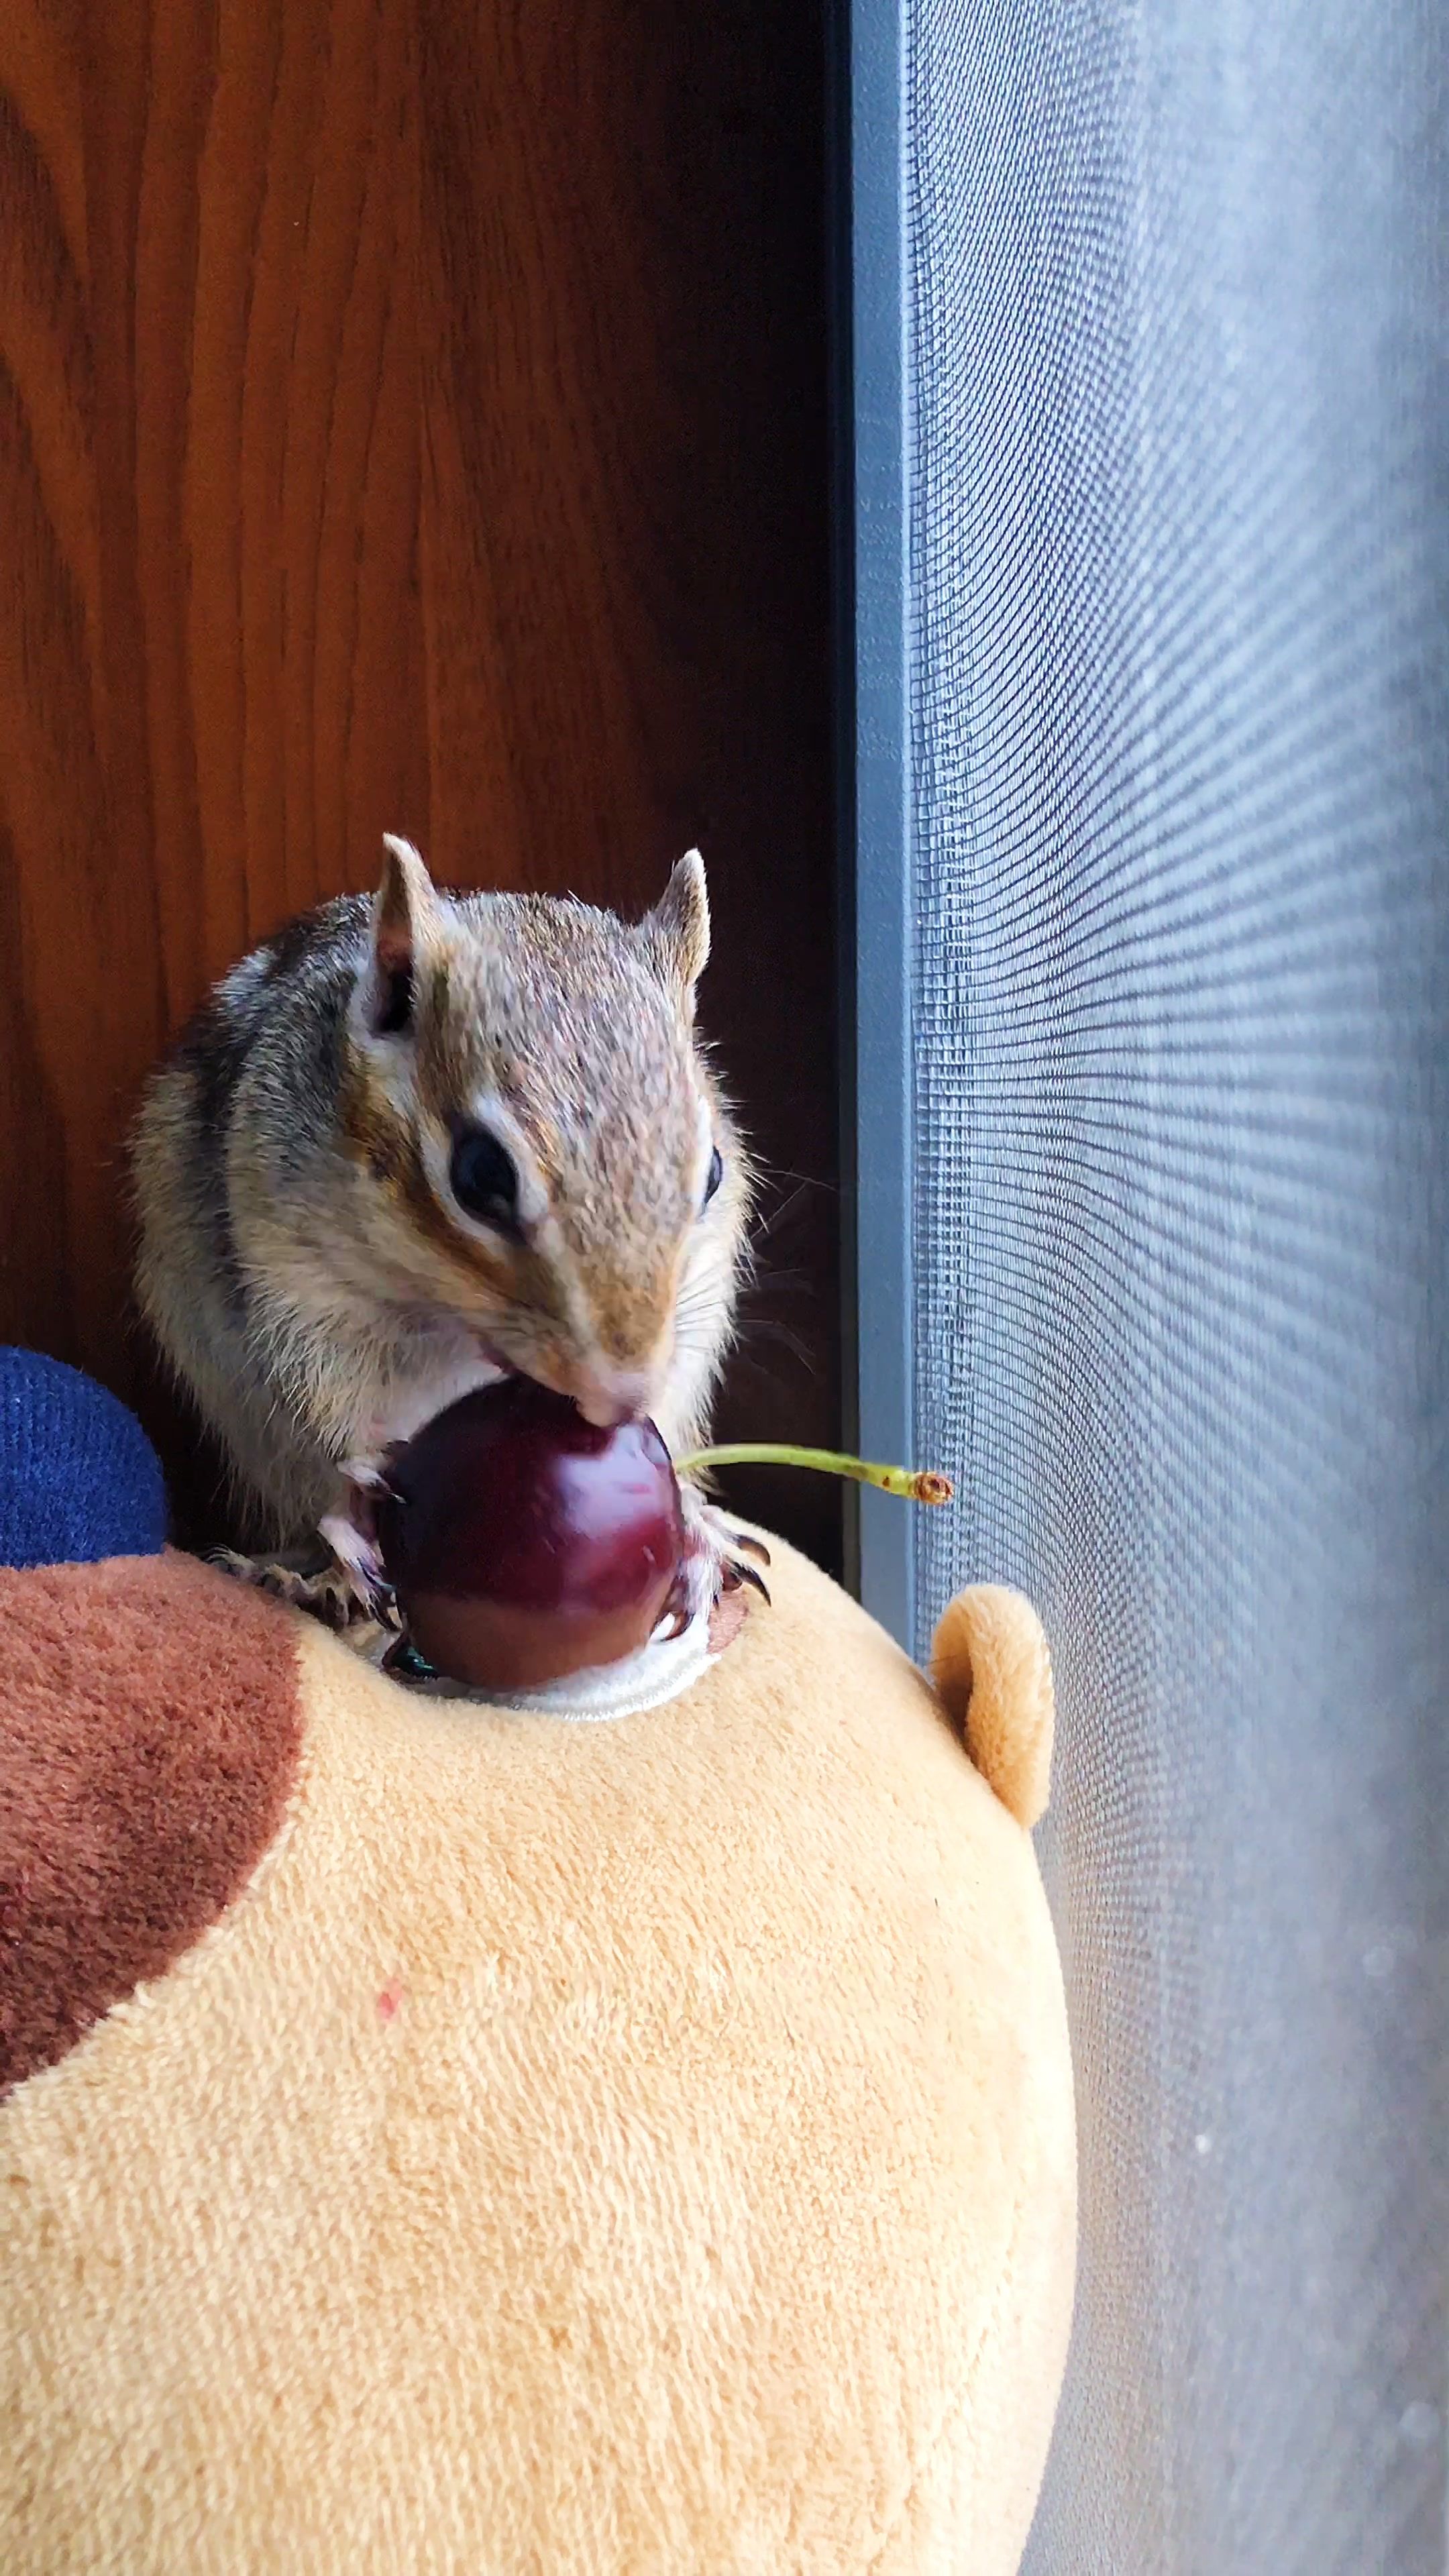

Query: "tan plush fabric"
<box><xmin>0</xmin><ymin>1540</ymin><xmax>1075</xmax><ymax>2575</ymax></box>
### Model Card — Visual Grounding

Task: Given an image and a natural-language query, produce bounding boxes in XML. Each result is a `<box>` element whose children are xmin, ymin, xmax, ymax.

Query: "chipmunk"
<box><xmin>131</xmin><ymin>837</ymin><xmax>757</xmax><ymax>1633</ymax></box>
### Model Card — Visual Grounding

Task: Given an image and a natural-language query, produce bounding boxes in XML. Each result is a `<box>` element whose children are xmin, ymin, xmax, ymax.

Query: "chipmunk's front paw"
<box><xmin>205</xmin><ymin>1548</ymin><xmax>387</xmax><ymax>1634</ymax></box>
<box><xmin>677</xmin><ymin>1490</ymin><xmax>772</xmax><ymax>1621</ymax></box>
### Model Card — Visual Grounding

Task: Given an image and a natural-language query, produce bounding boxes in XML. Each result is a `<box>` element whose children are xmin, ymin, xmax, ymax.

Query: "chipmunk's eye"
<box><xmin>449</xmin><ymin>1126</ymin><xmax>521</xmax><ymax>1236</ymax></box>
<box><xmin>702</xmin><ymin>1145</ymin><xmax>723</xmax><ymax>1210</ymax></box>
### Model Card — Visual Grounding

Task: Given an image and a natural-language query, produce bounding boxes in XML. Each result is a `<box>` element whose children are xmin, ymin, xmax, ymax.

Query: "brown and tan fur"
<box><xmin>132</xmin><ymin>839</ymin><xmax>752</xmax><ymax>1619</ymax></box>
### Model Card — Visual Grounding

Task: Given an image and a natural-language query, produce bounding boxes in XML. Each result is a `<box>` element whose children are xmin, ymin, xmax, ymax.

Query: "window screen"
<box><xmin>849</xmin><ymin>0</ymin><xmax>1449</xmax><ymax>2564</ymax></box>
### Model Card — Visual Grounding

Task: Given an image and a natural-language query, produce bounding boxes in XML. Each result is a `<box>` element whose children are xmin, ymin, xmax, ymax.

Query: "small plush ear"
<box><xmin>932</xmin><ymin>1584</ymin><xmax>1055</xmax><ymax>1830</ymax></box>
<box><xmin>358</xmin><ymin>835</ymin><xmax>441</xmax><ymax>1037</ymax></box>
<box><xmin>644</xmin><ymin>849</ymin><xmax>710</xmax><ymax>996</ymax></box>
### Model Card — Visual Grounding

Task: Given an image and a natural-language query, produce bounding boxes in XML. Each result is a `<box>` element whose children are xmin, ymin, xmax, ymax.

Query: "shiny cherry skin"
<box><xmin>374</xmin><ymin>1378</ymin><xmax>688</xmax><ymax>1690</ymax></box>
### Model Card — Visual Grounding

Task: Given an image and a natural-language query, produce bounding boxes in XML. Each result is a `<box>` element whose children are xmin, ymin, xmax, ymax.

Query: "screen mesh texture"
<box><xmin>900</xmin><ymin>0</ymin><xmax>1449</xmax><ymax>2565</ymax></box>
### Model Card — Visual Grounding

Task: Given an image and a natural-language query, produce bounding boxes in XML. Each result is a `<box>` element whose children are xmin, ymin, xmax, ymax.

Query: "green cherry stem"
<box><xmin>674</xmin><ymin>1442</ymin><xmax>953</xmax><ymax>1506</ymax></box>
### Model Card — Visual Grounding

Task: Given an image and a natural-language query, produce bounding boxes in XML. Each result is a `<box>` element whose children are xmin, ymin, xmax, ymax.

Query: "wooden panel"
<box><xmin>0</xmin><ymin>0</ymin><xmax>839</xmax><ymax>1567</ymax></box>
<box><xmin>0</xmin><ymin>0</ymin><xmax>426</xmax><ymax>1454</ymax></box>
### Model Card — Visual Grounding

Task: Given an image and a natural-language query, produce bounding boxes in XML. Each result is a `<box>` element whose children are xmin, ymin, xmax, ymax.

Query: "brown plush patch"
<box><xmin>0</xmin><ymin>1552</ymin><xmax>302</xmax><ymax>2095</ymax></box>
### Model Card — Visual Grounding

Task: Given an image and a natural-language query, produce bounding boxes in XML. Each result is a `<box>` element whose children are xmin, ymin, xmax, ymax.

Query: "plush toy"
<box><xmin>0</xmin><ymin>1352</ymin><xmax>1075</xmax><ymax>2574</ymax></box>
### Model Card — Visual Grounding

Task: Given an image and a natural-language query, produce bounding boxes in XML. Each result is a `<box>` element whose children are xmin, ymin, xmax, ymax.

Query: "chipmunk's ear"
<box><xmin>358</xmin><ymin>835</ymin><xmax>441</xmax><ymax>1038</ymax></box>
<box><xmin>643</xmin><ymin>849</ymin><xmax>710</xmax><ymax>1001</ymax></box>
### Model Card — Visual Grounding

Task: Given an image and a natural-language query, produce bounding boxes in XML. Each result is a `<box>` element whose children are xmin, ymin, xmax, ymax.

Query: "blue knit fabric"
<box><xmin>0</xmin><ymin>1348</ymin><xmax>168</xmax><ymax>1568</ymax></box>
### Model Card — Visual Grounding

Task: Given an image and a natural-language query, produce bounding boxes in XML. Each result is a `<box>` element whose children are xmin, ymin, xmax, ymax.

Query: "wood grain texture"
<box><xmin>1</xmin><ymin>0</ymin><xmax>839</xmax><ymax>1567</ymax></box>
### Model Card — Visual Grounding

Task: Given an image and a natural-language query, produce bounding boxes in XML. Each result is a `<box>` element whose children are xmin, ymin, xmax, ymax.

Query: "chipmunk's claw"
<box><xmin>206</xmin><ymin>1547</ymin><xmax>367</xmax><ymax>1631</ymax></box>
<box><xmin>679</xmin><ymin>1489</ymin><xmax>775</xmax><ymax>1620</ymax></box>
<box><xmin>720</xmin><ymin>1556</ymin><xmax>772</xmax><ymax>1605</ymax></box>
<box><xmin>727</xmin><ymin>1529</ymin><xmax>771</xmax><ymax>1566</ymax></box>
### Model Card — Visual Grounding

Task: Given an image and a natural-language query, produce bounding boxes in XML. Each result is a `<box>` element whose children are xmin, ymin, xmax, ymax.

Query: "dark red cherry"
<box><xmin>374</xmin><ymin>1379</ymin><xmax>688</xmax><ymax>1690</ymax></box>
